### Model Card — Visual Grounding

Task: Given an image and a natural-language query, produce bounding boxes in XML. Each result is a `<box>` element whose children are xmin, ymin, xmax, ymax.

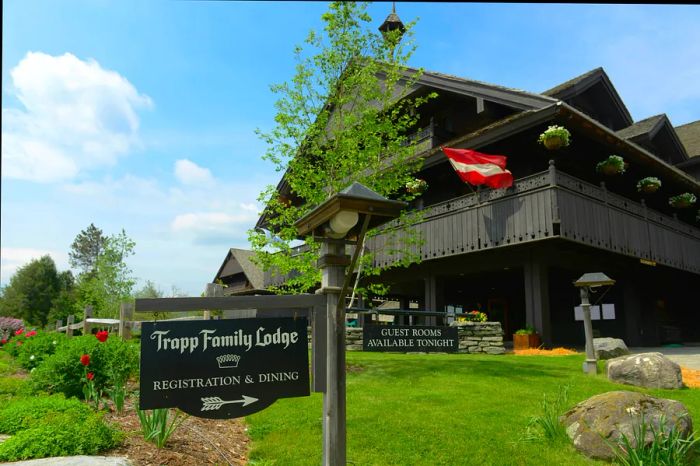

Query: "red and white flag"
<box><xmin>441</xmin><ymin>147</ymin><xmax>514</xmax><ymax>189</ymax></box>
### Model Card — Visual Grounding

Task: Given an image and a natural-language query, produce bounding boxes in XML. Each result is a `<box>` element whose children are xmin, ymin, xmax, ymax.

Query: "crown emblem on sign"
<box><xmin>216</xmin><ymin>354</ymin><xmax>241</xmax><ymax>369</ymax></box>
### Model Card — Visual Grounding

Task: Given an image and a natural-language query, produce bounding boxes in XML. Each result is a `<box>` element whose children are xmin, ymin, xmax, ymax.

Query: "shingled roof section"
<box><xmin>542</xmin><ymin>67</ymin><xmax>604</xmax><ymax>98</ymax></box>
<box><xmin>676</xmin><ymin>120</ymin><xmax>700</xmax><ymax>157</ymax></box>
<box><xmin>616</xmin><ymin>114</ymin><xmax>666</xmax><ymax>140</ymax></box>
<box><xmin>214</xmin><ymin>248</ymin><xmax>265</xmax><ymax>290</ymax></box>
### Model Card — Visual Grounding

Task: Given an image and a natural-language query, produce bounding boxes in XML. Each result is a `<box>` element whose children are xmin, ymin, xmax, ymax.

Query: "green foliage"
<box><xmin>250</xmin><ymin>1</ymin><xmax>433</xmax><ymax>295</ymax></box>
<box><xmin>596</xmin><ymin>155</ymin><xmax>626</xmax><ymax>175</ymax></box>
<box><xmin>29</xmin><ymin>335</ymin><xmax>139</xmax><ymax>399</ymax></box>
<box><xmin>137</xmin><ymin>407</ymin><xmax>186</xmax><ymax>448</ymax></box>
<box><xmin>521</xmin><ymin>385</ymin><xmax>571</xmax><ymax>443</ymax></box>
<box><xmin>69</xmin><ymin>223</ymin><xmax>107</xmax><ymax>275</ymax></box>
<box><xmin>637</xmin><ymin>176</ymin><xmax>662</xmax><ymax>192</ymax></box>
<box><xmin>0</xmin><ymin>407</ymin><xmax>121</xmax><ymax>461</ymax></box>
<box><xmin>0</xmin><ymin>393</ymin><xmax>92</xmax><ymax>435</ymax></box>
<box><xmin>668</xmin><ymin>192</ymin><xmax>697</xmax><ymax>208</ymax></box>
<box><xmin>76</xmin><ymin>229</ymin><xmax>136</xmax><ymax>318</ymax></box>
<box><xmin>0</xmin><ymin>256</ymin><xmax>74</xmax><ymax>327</ymax></box>
<box><xmin>608</xmin><ymin>414</ymin><xmax>699</xmax><ymax>466</ymax></box>
<box><xmin>0</xmin><ymin>378</ymin><xmax>25</xmax><ymax>397</ymax></box>
<box><xmin>14</xmin><ymin>332</ymin><xmax>67</xmax><ymax>370</ymax></box>
<box><xmin>538</xmin><ymin>125</ymin><xmax>572</xmax><ymax>147</ymax></box>
<box><xmin>515</xmin><ymin>325</ymin><xmax>537</xmax><ymax>335</ymax></box>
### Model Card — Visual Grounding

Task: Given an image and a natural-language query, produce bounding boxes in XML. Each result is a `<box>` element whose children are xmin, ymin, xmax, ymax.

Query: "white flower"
<box><xmin>52</xmin><ymin>340</ymin><xmax>57</xmax><ymax>345</ymax></box>
<box><xmin>30</xmin><ymin>368</ymin><xmax>35</xmax><ymax>373</ymax></box>
<box><xmin>30</xmin><ymin>355</ymin><xmax>35</xmax><ymax>360</ymax></box>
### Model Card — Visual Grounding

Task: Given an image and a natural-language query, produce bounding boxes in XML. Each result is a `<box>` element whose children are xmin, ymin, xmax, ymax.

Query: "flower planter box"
<box><xmin>543</xmin><ymin>136</ymin><xmax>564</xmax><ymax>151</ymax></box>
<box><xmin>640</xmin><ymin>184</ymin><xmax>660</xmax><ymax>194</ymax></box>
<box><xmin>599</xmin><ymin>164</ymin><xmax>622</xmax><ymax>176</ymax></box>
<box><xmin>513</xmin><ymin>333</ymin><xmax>541</xmax><ymax>350</ymax></box>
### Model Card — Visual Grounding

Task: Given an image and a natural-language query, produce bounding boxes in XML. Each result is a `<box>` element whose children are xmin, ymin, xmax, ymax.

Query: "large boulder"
<box><xmin>607</xmin><ymin>352</ymin><xmax>684</xmax><ymax>389</ymax></box>
<box><xmin>560</xmin><ymin>391</ymin><xmax>693</xmax><ymax>460</ymax></box>
<box><xmin>593</xmin><ymin>337</ymin><xmax>629</xmax><ymax>360</ymax></box>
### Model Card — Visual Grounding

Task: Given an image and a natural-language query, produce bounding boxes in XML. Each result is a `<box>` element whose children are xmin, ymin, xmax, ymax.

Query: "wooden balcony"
<box><xmin>368</xmin><ymin>167</ymin><xmax>700</xmax><ymax>274</ymax></box>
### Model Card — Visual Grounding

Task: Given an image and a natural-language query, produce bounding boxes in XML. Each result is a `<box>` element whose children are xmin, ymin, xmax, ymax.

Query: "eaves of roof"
<box><xmin>401</xmin><ymin>66</ymin><xmax>557</xmax><ymax>110</ymax></box>
<box><xmin>543</xmin><ymin>67</ymin><xmax>633</xmax><ymax>127</ymax></box>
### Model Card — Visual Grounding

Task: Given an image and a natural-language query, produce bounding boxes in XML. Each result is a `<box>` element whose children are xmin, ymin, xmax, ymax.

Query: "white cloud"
<box><xmin>240</xmin><ymin>203</ymin><xmax>258</xmax><ymax>212</ymax></box>
<box><xmin>171</xmin><ymin>212</ymin><xmax>256</xmax><ymax>233</ymax></box>
<box><xmin>174</xmin><ymin>159</ymin><xmax>214</xmax><ymax>185</ymax></box>
<box><xmin>1</xmin><ymin>52</ymin><xmax>152</xmax><ymax>182</ymax></box>
<box><xmin>1</xmin><ymin>247</ymin><xmax>69</xmax><ymax>283</ymax></box>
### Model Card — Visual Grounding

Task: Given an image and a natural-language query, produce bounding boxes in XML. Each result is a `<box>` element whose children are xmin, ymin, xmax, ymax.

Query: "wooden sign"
<box><xmin>139</xmin><ymin>317</ymin><xmax>309</xmax><ymax>419</ymax></box>
<box><xmin>362</xmin><ymin>325</ymin><xmax>459</xmax><ymax>353</ymax></box>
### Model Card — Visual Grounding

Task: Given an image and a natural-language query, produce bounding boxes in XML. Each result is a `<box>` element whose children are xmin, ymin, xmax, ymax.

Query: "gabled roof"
<box><xmin>543</xmin><ymin>67</ymin><xmax>633</xmax><ymax>130</ymax></box>
<box><xmin>616</xmin><ymin>114</ymin><xmax>666</xmax><ymax>140</ymax></box>
<box><xmin>407</xmin><ymin>66</ymin><xmax>557</xmax><ymax>111</ymax></box>
<box><xmin>616</xmin><ymin>114</ymin><xmax>688</xmax><ymax>164</ymax></box>
<box><xmin>676</xmin><ymin>120</ymin><xmax>700</xmax><ymax>157</ymax></box>
<box><xmin>213</xmin><ymin>248</ymin><xmax>264</xmax><ymax>290</ymax></box>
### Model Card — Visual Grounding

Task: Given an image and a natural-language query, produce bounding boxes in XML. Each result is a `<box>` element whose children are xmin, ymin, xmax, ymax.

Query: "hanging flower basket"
<box><xmin>406</xmin><ymin>178</ymin><xmax>428</xmax><ymax>195</ymax></box>
<box><xmin>596</xmin><ymin>155</ymin><xmax>626</xmax><ymax>176</ymax></box>
<box><xmin>668</xmin><ymin>192</ymin><xmax>697</xmax><ymax>209</ymax></box>
<box><xmin>538</xmin><ymin>125</ymin><xmax>571</xmax><ymax>151</ymax></box>
<box><xmin>636</xmin><ymin>177</ymin><xmax>661</xmax><ymax>194</ymax></box>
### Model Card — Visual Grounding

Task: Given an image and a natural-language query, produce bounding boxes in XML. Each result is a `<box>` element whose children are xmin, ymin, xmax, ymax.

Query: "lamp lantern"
<box><xmin>574</xmin><ymin>272</ymin><xmax>615</xmax><ymax>375</ymax></box>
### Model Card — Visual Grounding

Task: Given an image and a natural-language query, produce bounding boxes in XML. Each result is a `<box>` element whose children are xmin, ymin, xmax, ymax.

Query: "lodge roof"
<box><xmin>616</xmin><ymin>114</ymin><xmax>666</xmax><ymax>140</ymax></box>
<box><xmin>213</xmin><ymin>248</ymin><xmax>264</xmax><ymax>290</ymax></box>
<box><xmin>676</xmin><ymin>120</ymin><xmax>700</xmax><ymax>157</ymax></box>
<box><xmin>409</xmin><ymin>66</ymin><xmax>557</xmax><ymax>110</ymax></box>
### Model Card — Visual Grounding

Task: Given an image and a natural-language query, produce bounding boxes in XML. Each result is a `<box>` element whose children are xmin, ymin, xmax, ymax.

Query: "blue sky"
<box><xmin>2</xmin><ymin>1</ymin><xmax>700</xmax><ymax>296</ymax></box>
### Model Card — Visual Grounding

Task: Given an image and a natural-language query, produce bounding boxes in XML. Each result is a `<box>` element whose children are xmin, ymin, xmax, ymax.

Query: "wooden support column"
<box><xmin>623</xmin><ymin>279</ymin><xmax>643</xmax><ymax>347</ymax></box>
<box><xmin>398</xmin><ymin>297</ymin><xmax>410</xmax><ymax>325</ymax></box>
<box><xmin>424</xmin><ymin>276</ymin><xmax>443</xmax><ymax>326</ymax></box>
<box><xmin>523</xmin><ymin>260</ymin><xmax>551</xmax><ymax>345</ymax></box>
<box><xmin>83</xmin><ymin>305</ymin><xmax>93</xmax><ymax>336</ymax></box>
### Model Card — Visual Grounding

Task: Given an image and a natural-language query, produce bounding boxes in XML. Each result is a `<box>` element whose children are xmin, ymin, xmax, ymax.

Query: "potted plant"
<box><xmin>668</xmin><ymin>192</ymin><xmax>697</xmax><ymax>209</ymax></box>
<box><xmin>538</xmin><ymin>125</ymin><xmax>571</xmax><ymax>150</ymax></box>
<box><xmin>636</xmin><ymin>176</ymin><xmax>662</xmax><ymax>194</ymax></box>
<box><xmin>596</xmin><ymin>155</ymin><xmax>626</xmax><ymax>176</ymax></box>
<box><xmin>405</xmin><ymin>178</ymin><xmax>428</xmax><ymax>195</ymax></box>
<box><xmin>513</xmin><ymin>326</ymin><xmax>542</xmax><ymax>350</ymax></box>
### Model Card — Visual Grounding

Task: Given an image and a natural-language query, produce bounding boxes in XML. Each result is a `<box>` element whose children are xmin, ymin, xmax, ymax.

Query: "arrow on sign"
<box><xmin>201</xmin><ymin>395</ymin><xmax>259</xmax><ymax>411</ymax></box>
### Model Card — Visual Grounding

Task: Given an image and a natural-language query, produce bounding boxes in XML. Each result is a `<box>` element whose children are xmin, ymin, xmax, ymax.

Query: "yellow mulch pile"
<box><xmin>513</xmin><ymin>347</ymin><xmax>579</xmax><ymax>356</ymax></box>
<box><xmin>681</xmin><ymin>367</ymin><xmax>700</xmax><ymax>389</ymax></box>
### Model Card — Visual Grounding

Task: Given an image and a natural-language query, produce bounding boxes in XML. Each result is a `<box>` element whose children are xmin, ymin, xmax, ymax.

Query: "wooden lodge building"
<box><xmin>216</xmin><ymin>66</ymin><xmax>700</xmax><ymax>348</ymax></box>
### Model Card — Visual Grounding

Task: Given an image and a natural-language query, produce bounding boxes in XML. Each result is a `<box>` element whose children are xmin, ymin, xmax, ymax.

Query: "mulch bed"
<box><xmin>103</xmin><ymin>393</ymin><xmax>250</xmax><ymax>465</ymax></box>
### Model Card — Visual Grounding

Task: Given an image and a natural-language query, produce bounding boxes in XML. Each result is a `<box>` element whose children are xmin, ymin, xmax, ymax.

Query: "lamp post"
<box><xmin>294</xmin><ymin>182</ymin><xmax>405</xmax><ymax>465</ymax></box>
<box><xmin>573</xmin><ymin>272</ymin><xmax>615</xmax><ymax>375</ymax></box>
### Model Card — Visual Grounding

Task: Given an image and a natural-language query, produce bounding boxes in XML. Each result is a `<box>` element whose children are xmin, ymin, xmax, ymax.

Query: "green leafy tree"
<box><xmin>134</xmin><ymin>280</ymin><xmax>164</xmax><ymax>299</ymax></box>
<box><xmin>0</xmin><ymin>255</ymin><xmax>72</xmax><ymax>326</ymax></box>
<box><xmin>76</xmin><ymin>229</ymin><xmax>136</xmax><ymax>318</ymax></box>
<box><xmin>250</xmin><ymin>1</ymin><xmax>433</xmax><ymax>294</ymax></box>
<box><xmin>69</xmin><ymin>223</ymin><xmax>107</xmax><ymax>275</ymax></box>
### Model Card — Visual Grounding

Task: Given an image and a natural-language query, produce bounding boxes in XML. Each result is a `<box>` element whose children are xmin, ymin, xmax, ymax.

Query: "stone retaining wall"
<box><xmin>451</xmin><ymin>321</ymin><xmax>505</xmax><ymax>354</ymax></box>
<box><xmin>308</xmin><ymin>323</ymin><xmax>505</xmax><ymax>354</ymax></box>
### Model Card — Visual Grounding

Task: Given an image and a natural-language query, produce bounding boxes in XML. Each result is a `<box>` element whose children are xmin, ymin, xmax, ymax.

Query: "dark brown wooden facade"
<box><xmin>255</xmin><ymin>66</ymin><xmax>700</xmax><ymax>347</ymax></box>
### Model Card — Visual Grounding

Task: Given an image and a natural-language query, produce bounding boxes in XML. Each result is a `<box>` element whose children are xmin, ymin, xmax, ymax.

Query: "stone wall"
<box><xmin>452</xmin><ymin>321</ymin><xmax>505</xmax><ymax>354</ymax></box>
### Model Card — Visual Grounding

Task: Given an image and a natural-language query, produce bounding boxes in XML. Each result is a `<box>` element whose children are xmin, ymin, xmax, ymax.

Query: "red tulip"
<box><xmin>25</xmin><ymin>330</ymin><xmax>37</xmax><ymax>337</ymax></box>
<box><xmin>0</xmin><ymin>339</ymin><xmax>6</xmax><ymax>345</ymax></box>
<box><xmin>86</xmin><ymin>372</ymin><xmax>94</xmax><ymax>381</ymax></box>
<box><xmin>80</xmin><ymin>354</ymin><xmax>90</xmax><ymax>366</ymax></box>
<box><xmin>95</xmin><ymin>330</ymin><xmax>109</xmax><ymax>343</ymax></box>
<box><xmin>15</xmin><ymin>328</ymin><xmax>24</xmax><ymax>336</ymax></box>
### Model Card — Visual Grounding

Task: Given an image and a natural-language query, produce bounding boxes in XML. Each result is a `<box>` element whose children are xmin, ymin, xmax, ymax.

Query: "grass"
<box><xmin>246</xmin><ymin>352</ymin><xmax>700</xmax><ymax>465</ymax></box>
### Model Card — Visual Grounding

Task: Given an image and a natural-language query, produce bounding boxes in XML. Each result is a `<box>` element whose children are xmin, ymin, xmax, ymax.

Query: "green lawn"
<box><xmin>246</xmin><ymin>352</ymin><xmax>700</xmax><ymax>465</ymax></box>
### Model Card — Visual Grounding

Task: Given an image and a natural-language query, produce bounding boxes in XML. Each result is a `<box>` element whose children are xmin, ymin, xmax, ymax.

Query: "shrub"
<box><xmin>0</xmin><ymin>409</ymin><xmax>122</xmax><ymax>461</ymax></box>
<box><xmin>29</xmin><ymin>335</ymin><xmax>139</xmax><ymax>399</ymax></box>
<box><xmin>0</xmin><ymin>394</ymin><xmax>93</xmax><ymax>435</ymax></box>
<box><xmin>0</xmin><ymin>378</ymin><xmax>26</xmax><ymax>397</ymax></box>
<box><xmin>15</xmin><ymin>332</ymin><xmax>67</xmax><ymax>371</ymax></box>
<box><xmin>0</xmin><ymin>317</ymin><xmax>23</xmax><ymax>341</ymax></box>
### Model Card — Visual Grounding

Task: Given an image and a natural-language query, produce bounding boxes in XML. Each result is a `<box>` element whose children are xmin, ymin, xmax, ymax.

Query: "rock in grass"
<box><xmin>593</xmin><ymin>337</ymin><xmax>629</xmax><ymax>360</ymax></box>
<box><xmin>3</xmin><ymin>456</ymin><xmax>133</xmax><ymax>465</ymax></box>
<box><xmin>606</xmin><ymin>352</ymin><xmax>683</xmax><ymax>389</ymax></box>
<box><xmin>559</xmin><ymin>391</ymin><xmax>692</xmax><ymax>460</ymax></box>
